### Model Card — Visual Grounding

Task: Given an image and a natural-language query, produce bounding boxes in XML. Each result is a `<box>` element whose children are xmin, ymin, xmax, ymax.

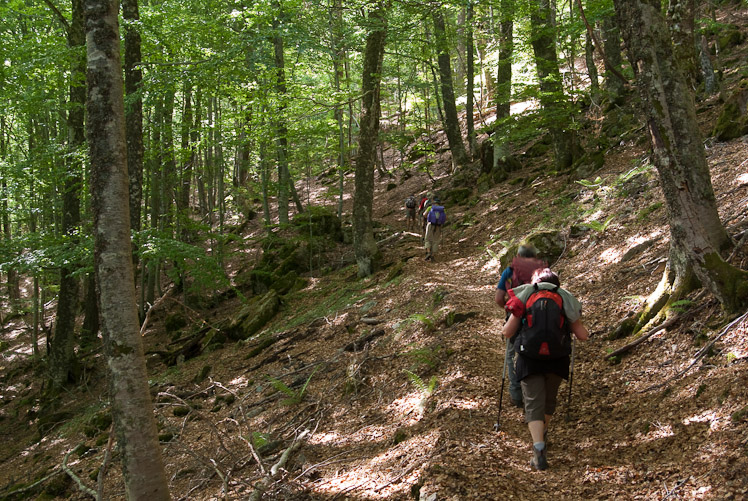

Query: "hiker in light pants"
<box><xmin>423</xmin><ymin>197</ymin><xmax>445</xmax><ymax>261</ymax></box>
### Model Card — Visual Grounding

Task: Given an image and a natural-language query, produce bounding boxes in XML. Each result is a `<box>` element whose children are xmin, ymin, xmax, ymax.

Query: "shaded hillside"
<box><xmin>2</xmin><ymin>8</ymin><xmax>748</xmax><ymax>501</ymax></box>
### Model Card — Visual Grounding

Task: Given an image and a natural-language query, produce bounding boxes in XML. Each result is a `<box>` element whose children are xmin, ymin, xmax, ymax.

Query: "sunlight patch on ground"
<box><xmin>229</xmin><ymin>375</ymin><xmax>248</xmax><ymax>387</ymax></box>
<box><xmin>599</xmin><ymin>247</ymin><xmax>623</xmax><ymax>264</ymax></box>
<box><xmin>683</xmin><ymin>410</ymin><xmax>719</xmax><ymax>429</ymax></box>
<box><xmin>636</xmin><ymin>421</ymin><xmax>674</xmax><ymax>442</ymax></box>
<box><xmin>627</xmin><ymin>229</ymin><xmax>665</xmax><ymax>245</ymax></box>
<box><xmin>388</xmin><ymin>393</ymin><xmax>426</xmax><ymax>424</ymax></box>
<box><xmin>736</xmin><ymin>173</ymin><xmax>748</xmax><ymax>184</ymax></box>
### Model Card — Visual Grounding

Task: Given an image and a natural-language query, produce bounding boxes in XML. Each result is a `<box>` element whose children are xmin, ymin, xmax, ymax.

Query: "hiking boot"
<box><xmin>530</xmin><ymin>444</ymin><xmax>548</xmax><ymax>471</ymax></box>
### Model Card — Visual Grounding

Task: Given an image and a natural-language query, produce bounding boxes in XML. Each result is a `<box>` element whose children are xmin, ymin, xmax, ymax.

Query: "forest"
<box><xmin>1</xmin><ymin>0</ymin><xmax>747</xmax><ymax>499</ymax></box>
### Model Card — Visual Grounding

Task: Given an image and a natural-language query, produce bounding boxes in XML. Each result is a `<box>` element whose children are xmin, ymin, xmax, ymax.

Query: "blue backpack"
<box><xmin>427</xmin><ymin>205</ymin><xmax>446</xmax><ymax>226</ymax></box>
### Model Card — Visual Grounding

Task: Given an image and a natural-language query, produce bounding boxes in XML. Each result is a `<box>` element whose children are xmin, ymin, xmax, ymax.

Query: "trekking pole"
<box><xmin>566</xmin><ymin>337</ymin><xmax>577</xmax><ymax>421</ymax></box>
<box><xmin>494</xmin><ymin>339</ymin><xmax>509</xmax><ymax>431</ymax></box>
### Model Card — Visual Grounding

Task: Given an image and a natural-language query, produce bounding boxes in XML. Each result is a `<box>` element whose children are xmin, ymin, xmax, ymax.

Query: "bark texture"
<box><xmin>123</xmin><ymin>0</ymin><xmax>143</xmax><ymax>238</ymax></box>
<box><xmin>614</xmin><ymin>0</ymin><xmax>748</xmax><ymax>320</ymax></box>
<box><xmin>493</xmin><ymin>0</ymin><xmax>514</xmax><ymax>167</ymax></box>
<box><xmin>529</xmin><ymin>0</ymin><xmax>575</xmax><ymax>170</ymax></box>
<box><xmin>50</xmin><ymin>0</ymin><xmax>85</xmax><ymax>387</ymax></box>
<box><xmin>84</xmin><ymin>0</ymin><xmax>170</xmax><ymax>497</ymax></box>
<box><xmin>433</xmin><ymin>8</ymin><xmax>468</xmax><ymax>168</ymax></box>
<box><xmin>353</xmin><ymin>3</ymin><xmax>387</xmax><ymax>278</ymax></box>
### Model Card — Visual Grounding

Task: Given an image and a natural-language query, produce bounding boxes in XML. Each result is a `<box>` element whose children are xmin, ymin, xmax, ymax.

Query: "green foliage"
<box><xmin>402</xmin><ymin>344</ymin><xmax>441</xmax><ymax>369</ymax></box>
<box><xmin>582</xmin><ymin>215</ymin><xmax>615</xmax><ymax>234</ymax></box>
<box><xmin>268</xmin><ymin>367</ymin><xmax>317</xmax><ymax>406</ymax></box>
<box><xmin>669</xmin><ymin>299</ymin><xmax>694</xmax><ymax>313</ymax></box>
<box><xmin>406</xmin><ymin>313</ymin><xmax>434</xmax><ymax>331</ymax></box>
<box><xmin>403</xmin><ymin>370</ymin><xmax>438</xmax><ymax>397</ymax></box>
<box><xmin>637</xmin><ymin>202</ymin><xmax>663</xmax><ymax>221</ymax></box>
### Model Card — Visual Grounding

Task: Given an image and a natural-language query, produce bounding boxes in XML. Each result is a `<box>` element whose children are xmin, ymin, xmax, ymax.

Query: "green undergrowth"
<box><xmin>269</xmin><ymin>272</ymin><xmax>370</xmax><ymax>333</ymax></box>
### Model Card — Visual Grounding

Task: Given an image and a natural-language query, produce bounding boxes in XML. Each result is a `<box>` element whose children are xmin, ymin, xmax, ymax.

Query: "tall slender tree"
<box><xmin>433</xmin><ymin>7</ymin><xmax>468</xmax><ymax>168</ymax></box>
<box><xmin>529</xmin><ymin>0</ymin><xmax>576</xmax><ymax>170</ymax></box>
<box><xmin>46</xmin><ymin>0</ymin><xmax>85</xmax><ymax>387</ymax></box>
<box><xmin>493</xmin><ymin>0</ymin><xmax>514</xmax><ymax>168</ymax></box>
<box><xmin>84</xmin><ymin>0</ymin><xmax>170</xmax><ymax>496</ymax></box>
<box><xmin>353</xmin><ymin>2</ymin><xmax>388</xmax><ymax>278</ymax></box>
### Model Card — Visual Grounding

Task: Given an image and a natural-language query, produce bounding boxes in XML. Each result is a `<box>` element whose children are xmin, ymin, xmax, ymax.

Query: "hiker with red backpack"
<box><xmin>423</xmin><ymin>197</ymin><xmax>446</xmax><ymax>261</ymax></box>
<box><xmin>418</xmin><ymin>192</ymin><xmax>432</xmax><ymax>237</ymax></box>
<box><xmin>495</xmin><ymin>245</ymin><xmax>547</xmax><ymax>408</ymax></box>
<box><xmin>502</xmin><ymin>268</ymin><xmax>589</xmax><ymax>471</ymax></box>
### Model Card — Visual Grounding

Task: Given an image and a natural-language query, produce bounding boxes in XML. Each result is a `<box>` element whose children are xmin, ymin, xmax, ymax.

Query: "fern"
<box><xmin>669</xmin><ymin>299</ymin><xmax>694</xmax><ymax>313</ymax></box>
<box><xmin>404</xmin><ymin>370</ymin><xmax>438</xmax><ymax>396</ymax></box>
<box><xmin>582</xmin><ymin>215</ymin><xmax>615</xmax><ymax>233</ymax></box>
<box><xmin>408</xmin><ymin>313</ymin><xmax>434</xmax><ymax>330</ymax></box>
<box><xmin>267</xmin><ymin>367</ymin><xmax>318</xmax><ymax>405</ymax></box>
<box><xmin>575</xmin><ymin>176</ymin><xmax>603</xmax><ymax>189</ymax></box>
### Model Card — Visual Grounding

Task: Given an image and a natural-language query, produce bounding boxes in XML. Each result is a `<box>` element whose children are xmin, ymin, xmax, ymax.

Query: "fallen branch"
<box><xmin>96</xmin><ymin>424</ymin><xmax>115</xmax><ymax>500</ymax></box>
<box><xmin>248</xmin><ymin>430</ymin><xmax>309</xmax><ymax>501</ymax></box>
<box><xmin>0</xmin><ymin>468</ymin><xmax>63</xmax><ymax>498</ymax></box>
<box><xmin>62</xmin><ymin>448</ymin><xmax>97</xmax><ymax>499</ymax></box>
<box><xmin>604</xmin><ymin>316</ymin><xmax>678</xmax><ymax>360</ymax></box>
<box><xmin>642</xmin><ymin>309</ymin><xmax>748</xmax><ymax>392</ymax></box>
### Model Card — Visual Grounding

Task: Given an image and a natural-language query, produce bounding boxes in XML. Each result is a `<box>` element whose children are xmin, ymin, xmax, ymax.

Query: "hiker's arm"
<box><xmin>495</xmin><ymin>289</ymin><xmax>507</xmax><ymax>308</ymax></box>
<box><xmin>570</xmin><ymin>319</ymin><xmax>589</xmax><ymax>341</ymax></box>
<box><xmin>503</xmin><ymin>314</ymin><xmax>521</xmax><ymax>338</ymax></box>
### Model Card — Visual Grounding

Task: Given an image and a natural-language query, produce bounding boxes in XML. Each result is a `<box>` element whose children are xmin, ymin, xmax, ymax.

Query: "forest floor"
<box><xmin>2</xmin><ymin>7</ymin><xmax>748</xmax><ymax>501</ymax></box>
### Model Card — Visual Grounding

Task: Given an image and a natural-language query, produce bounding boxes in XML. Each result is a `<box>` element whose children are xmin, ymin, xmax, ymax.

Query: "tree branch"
<box><xmin>574</xmin><ymin>0</ymin><xmax>630</xmax><ymax>86</ymax></box>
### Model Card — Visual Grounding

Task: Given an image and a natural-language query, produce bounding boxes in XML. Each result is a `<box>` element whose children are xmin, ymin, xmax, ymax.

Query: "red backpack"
<box><xmin>515</xmin><ymin>285</ymin><xmax>571</xmax><ymax>360</ymax></box>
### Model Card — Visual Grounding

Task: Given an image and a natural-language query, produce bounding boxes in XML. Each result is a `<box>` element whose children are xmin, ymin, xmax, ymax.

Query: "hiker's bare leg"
<box><xmin>528</xmin><ymin>420</ymin><xmax>544</xmax><ymax>443</ymax></box>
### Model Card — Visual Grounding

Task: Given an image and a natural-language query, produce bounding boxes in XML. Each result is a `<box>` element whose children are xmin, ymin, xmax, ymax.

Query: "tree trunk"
<box><xmin>330</xmin><ymin>0</ymin><xmax>346</xmax><ymax>219</ymax></box>
<box><xmin>179</xmin><ymin>81</ymin><xmax>195</xmax><ymax>242</ymax></box>
<box><xmin>493</xmin><ymin>0</ymin><xmax>514</xmax><ymax>168</ymax></box>
<box><xmin>84</xmin><ymin>0</ymin><xmax>171</xmax><ymax>496</ymax></box>
<box><xmin>273</xmin><ymin>8</ymin><xmax>290</xmax><ymax>225</ymax></box>
<box><xmin>123</xmin><ymin>0</ymin><xmax>143</xmax><ymax>245</ymax></box>
<box><xmin>466</xmin><ymin>0</ymin><xmax>477</xmax><ymax>158</ymax></box>
<box><xmin>529</xmin><ymin>0</ymin><xmax>575</xmax><ymax>170</ymax></box>
<box><xmin>613</xmin><ymin>0</ymin><xmax>748</xmax><ymax>326</ymax></box>
<box><xmin>50</xmin><ymin>0</ymin><xmax>85</xmax><ymax>388</ymax></box>
<box><xmin>353</xmin><ymin>2</ymin><xmax>387</xmax><ymax>278</ymax></box>
<box><xmin>602</xmin><ymin>15</ymin><xmax>625</xmax><ymax>105</ymax></box>
<box><xmin>666</xmin><ymin>0</ymin><xmax>699</xmax><ymax>91</ymax></box>
<box><xmin>433</xmin><ymin>8</ymin><xmax>468</xmax><ymax>168</ymax></box>
<box><xmin>585</xmin><ymin>32</ymin><xmax>600</xmax><ymax>104</ymax></box>
<box><xmin>699</xmin><ymin>34</ymin><xmax>716</xmax><ymax>96</ymax></box>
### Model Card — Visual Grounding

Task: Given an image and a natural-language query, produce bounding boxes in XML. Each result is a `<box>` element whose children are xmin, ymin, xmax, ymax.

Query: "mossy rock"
<box><xmin>226</xmin><ymin>290</ymin><xmax>282</xmax><ymax>341</ymax></box>
<box><xmin>292</xmin><ymin>206</ymin><xmax>343</xmax><ymax>241</ymax></box>
<box><xmin>173</xmin><ymin>406</ymin><xmax>190</xmax><ymax>417</ymax></box>
<box><xmin>164</xmin><ymin>313</ymin><xmax>188</xmax><ymax>333</ymax></box>
<box><xmin>572</xmin><ymin>150</ymin><xmax>605</xmax><ymax>179</ymax></box>
<box><xmin>713</xmin><ymin>80</ymin><xmax>748</xmax><ymax>141</ymax></box>
<box><xmin>525</xmin><ymin>230</ymin><xmax>565</xmax><ymax>264</ymax></box>
<box><xmin>523</xmin><ymin>138</ymin><xmax>551</xmax><ymax>158</ymax></box>
<box><xmin>271</xmin><ymin>270</ymin><xmax>307</xmax><ymax>295</ymax></box>
<box><xmin>445</xmin><ymin>187</ymin><xmax>472</xmax><ymax>205</ymax></box>
<box><xmin>83</xmin><ymin>410</ymin><xmax>112</xmax><ymax>437</ymax></box>
<box><xmin>718</xmin><ymin>27</ymin><xmax>745</xmax><ymax>52</ymax></box>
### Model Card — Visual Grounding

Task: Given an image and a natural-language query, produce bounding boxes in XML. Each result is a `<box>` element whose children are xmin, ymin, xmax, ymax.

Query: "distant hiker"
<box><xmin>418</xmin><ymin>192</ymin><xmax>433</xmax><ymax>236</ymax></box>
<box><xmin>423</xmin><ymin>197</ymin><xmax>446</xmax><ymax>261</ymax></box>
<box><xmin>502</xmin><ymin>268</ymin><xmax>589</xmax><ymax>471</ymax></box>
<box><xmin>405</xmin><ymin>194</ymin><xmax>417</xmax><ymax>232</ymax></box>
<box><xmin>495</xmin><ymin>245</ymin><xmax>548</xmax><ymax>408</ymax></box>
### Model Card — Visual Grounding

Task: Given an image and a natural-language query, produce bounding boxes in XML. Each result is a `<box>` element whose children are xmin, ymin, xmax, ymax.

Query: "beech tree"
<box><xmin>432</xmin><ymin>6</ymin><xmax>468</xmax><ymax>168</ymax></box>
<box><xmin>353</xmin><ymin>2</ymin><xmax>388</xmax><ymax>278</ymax></box>
<box><xmin>84</xmin><ymin>0</ymin><xmax>170</xmax><ymax>496</ymax></box>
<box><xmin>613</xmin><ymin>0</ymin><xmax>748</xmax><ymax>331</ymax></box>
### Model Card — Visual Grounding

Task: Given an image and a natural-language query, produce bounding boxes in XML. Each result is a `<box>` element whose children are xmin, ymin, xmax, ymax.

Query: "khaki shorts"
<box><xmin>520</xmin><ymin>373</ymin><xmax>563</xmax><ymax>422</ymax></box>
